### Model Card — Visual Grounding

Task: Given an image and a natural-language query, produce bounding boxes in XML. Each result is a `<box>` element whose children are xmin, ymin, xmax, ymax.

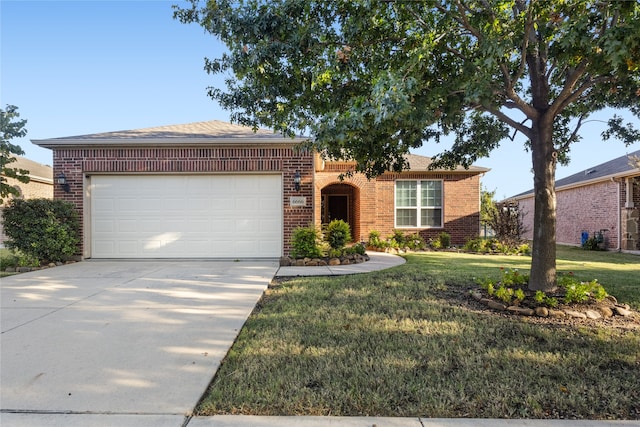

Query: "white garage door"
<box><xmin>90</xmin><ymin>175</ymin><xmax>282</xmax><ymax>258</ymax></box>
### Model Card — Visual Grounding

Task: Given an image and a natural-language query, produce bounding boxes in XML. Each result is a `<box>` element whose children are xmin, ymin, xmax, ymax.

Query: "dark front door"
<box><xmin>327</xmin><ymin>195</ymin><xmax>349</xmax><ymax>223</ymax></box>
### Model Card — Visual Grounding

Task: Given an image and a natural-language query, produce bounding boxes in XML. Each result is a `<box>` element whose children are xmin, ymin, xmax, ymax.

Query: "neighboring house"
<box><xmin>33</xmin><ymin>120</ymin><xmax>488</xmax><ymax>259</ymax></box>
<box><xmin>511</xmin><ymin>150</ymin><xmax>640</xmax><ymax>251</ymax></box>
<box><xmin>0</xmin><ymin>156</ymin><xmax>54</xmax><ymax>247</ymax></box>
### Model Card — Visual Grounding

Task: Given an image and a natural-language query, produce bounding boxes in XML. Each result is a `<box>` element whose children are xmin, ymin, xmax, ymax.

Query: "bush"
<box><xmin>438</xmin><ymin>232</ymin><xmax>451</xmax><ymax>248</ymax></box>
<box><xmin>429</xmin><ymin>232</ymin><xmax>451</xmax><ymax>250</ymax></box>
<box><xmin>582</xmin><ymin>237</ymin><xmax>601</xmax><ymax>251</ymax></box>
<box><xmin>0</xmin><ymin>250</ymin><xmax>19</xmax><ymax>270</ymax></box>
<box><xmin>291</xmin><ymin>225</ymin><xmax>323</xmax><ymax>259</ymax></box>
<box><xmin>2</xmin><ymin>198</ymin><xmax>80</xmax><ymax>263</ymax></box>
<box><xmin>558</xmin><ymin>274</ymin><xmax>608</xmax><ymax>304</ymax></box>
<box><xmin>405</xmin><ymin>232</ymin><xmax>426</xmax><ymax>250</ymax></box>
<box><xmin>0</xmin><ymin>250</ymin><xmax>38</xmax><ymax>270</ymax></box>
<box><xmin>344</xmin><ymin>243</ymin><xmax>366</xmax><ymax>256</ymax></box>
<box><xmin>390</xmin><ymin>230</ymin><xmax>406</xmax><ymax>247</ymax></box>
<box><xmin>486</xmin><ymin>201</ymin><xmax>529</xmax><ymax>250</ymax></box>
<box><xmin>463</xmin><ymin>237</ymin><xmax>530</xmax><ymax>255</ymax></box>
<box><xmin>367</xmin><ymin>230</ymin><xmax>389</xmax><ymax>250</ymax></box>
<box><xmin>324</xmin><ymin>219</ymin><xmax>352</xmax><ymax>250</ymax></box>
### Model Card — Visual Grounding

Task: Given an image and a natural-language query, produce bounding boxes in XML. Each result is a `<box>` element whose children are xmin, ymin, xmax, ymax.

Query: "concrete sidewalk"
<box><xmin>2</xmin><ymin>413</ymin><xmax>637</xmax><ymax>426</ymax></box>
<box><xmin>275</xmin><ymin>251</ymin><xmax>406</xmax><ymax>277</ymax></box>
<box><xmin>188</xmin><ymin>417</ymin><xmax>640</xmax><ymax>426</ymax></box>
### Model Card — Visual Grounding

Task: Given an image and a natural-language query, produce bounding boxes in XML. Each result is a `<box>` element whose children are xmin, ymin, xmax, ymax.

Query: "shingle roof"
<box><xmin>32</xmin><ymin>120</ymin><xmax>308</xmax><ymax>148</ymax></box>
<box><xmin>511</xmin><ymin>149</ymin><xmax>640</xmax><ymax>198</ymax></box>
<box><xmin>404</xmin><ymin>153</ymin><xmax>489</xmax><ymax>173</ymax></box>
<box><xmin>3</xmin><ymin>156</ymin><xmax>53</xmax><ymax>183</ymax></box>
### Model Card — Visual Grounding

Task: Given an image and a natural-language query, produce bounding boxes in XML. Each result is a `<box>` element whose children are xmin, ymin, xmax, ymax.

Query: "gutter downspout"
<box><xmin>617</xmin><ymin>179</ymin><xmax>622</xmax><ymax>251</ymax></box>
<box><xmin>612</xmin><ymin>177</ymin><xmax>621</xmax><ymax>251</ymax></box>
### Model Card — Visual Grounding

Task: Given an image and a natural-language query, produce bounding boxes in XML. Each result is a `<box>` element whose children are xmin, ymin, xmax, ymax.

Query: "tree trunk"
<box><xmin>528</xmin><ymin>115</ymin><xmax>557</xmax><ymax>292</ymax></box>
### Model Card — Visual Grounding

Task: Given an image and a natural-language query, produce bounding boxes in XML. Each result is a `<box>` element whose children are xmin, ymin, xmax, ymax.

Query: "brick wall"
<box><xmin>518</xmin><ymin>180</ymin><xmax>620</xmax><ymax>249</ymax></box>
<box><xmin>52</xmin><ymin>145</ymin><xmax>313</xmax><ymax>257</ymax></box>
<box><xmin>315</xmin><ymin>170</ymin><xmax>482</xmax><ymax>246</ymax></box>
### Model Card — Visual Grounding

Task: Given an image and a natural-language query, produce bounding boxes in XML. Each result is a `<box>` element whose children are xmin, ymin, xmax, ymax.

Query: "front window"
<box><xmin>395</xmin><ymin>180</ymin><xmax>442</xmax><ymax>228</ymax></box>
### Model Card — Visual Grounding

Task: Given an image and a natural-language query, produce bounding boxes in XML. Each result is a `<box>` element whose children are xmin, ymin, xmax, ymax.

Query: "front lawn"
<box><xmin>196</xmin><ymin>246</ymin><xmax>639</xmax><ymax>419</ymax></box>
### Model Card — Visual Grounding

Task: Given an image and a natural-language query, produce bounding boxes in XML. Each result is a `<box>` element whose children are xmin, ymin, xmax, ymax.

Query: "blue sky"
<box><xmin>2</xmin><ymin>0</ymin><xmax>638</xmax><ymax>199</ymax></box>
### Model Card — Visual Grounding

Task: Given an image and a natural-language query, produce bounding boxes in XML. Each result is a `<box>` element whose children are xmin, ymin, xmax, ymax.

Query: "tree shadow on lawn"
<box><xmin>197</xmin><ymin>265</ymin><xmax>640</xmax><ymax>419</ymax></box>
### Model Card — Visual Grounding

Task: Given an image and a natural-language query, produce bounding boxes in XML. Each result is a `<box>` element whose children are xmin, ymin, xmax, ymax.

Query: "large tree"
<box><xmin>1</xmin><ymin>105</ymin><xmax>29</xmax><ymax>203</ymax></box>
<box><xmin>175</xmin><ymin>0</ymin><xmax>640</xmax><ymax>291</ymax></box>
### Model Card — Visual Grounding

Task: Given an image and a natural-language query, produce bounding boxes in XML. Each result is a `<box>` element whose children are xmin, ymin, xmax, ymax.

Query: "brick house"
<box><xmin>33</xmin><ymin>120</ymin><xmax>488</xmax><ymax>259</ymax></box>
<box><xmin>511</xmin><ymin>150</ymin><xmax>640</xmax><ymax>251</ymax></box>
<box><xmin>314</xmin><ymin>154</ymin><xmax>488</xmax><ymax>246</ymax></box>
<box><xmin>0</xmin><ymin>156</ymin><xmax>54</xmax><ymax>247</ymax></box>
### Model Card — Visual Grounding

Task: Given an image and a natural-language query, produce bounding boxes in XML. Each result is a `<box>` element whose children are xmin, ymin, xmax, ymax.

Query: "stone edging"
<box><xmin>470</xmin><ymin>291</ymin><xmax>635</xmax><ymax>320</ymax></box>
<box><xmin>279</xmin><ymin>253</ymin><xmax>370</xmax><ymax>267</ymax></box>
<box><xmin>4</xmin><ymin>261</ymin><xmax>77</xmax><ymax>274</ymax></box>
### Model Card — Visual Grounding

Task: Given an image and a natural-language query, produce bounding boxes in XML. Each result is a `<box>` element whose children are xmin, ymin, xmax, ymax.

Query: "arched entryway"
<box><xmin>321</xmin><ymin>183</ymin><xmax>360</xmax><ymax>242</ymax></box>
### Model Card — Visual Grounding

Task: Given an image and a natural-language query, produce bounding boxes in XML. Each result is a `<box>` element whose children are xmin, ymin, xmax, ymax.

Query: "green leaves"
<box><xmin>1</xmin><ymin>105</ymin><xmax>29</xmax><ymax>203</ymax></box>
<box><xmin>175</xmin><ymin>0</ymin><xmax>639</xmax><ymax>172</ymax></box>
<box><xmin>1</xmin><ymin>199</ymin><xmax>80</xmax><ymax>263</ymax></box>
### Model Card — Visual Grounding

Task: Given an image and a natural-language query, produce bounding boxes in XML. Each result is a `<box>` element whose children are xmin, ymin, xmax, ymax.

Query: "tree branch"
<box><xmin>557</xmin><ymin>112</ymin><xmax>587</xmax><ymax>153</ymax></box>
<box><xmin>484</xmin><ymin>105</ymin><xmax>532</xmax><ymax>139</ymax></box>
<box><xmin>554</xmin><ymin>74</ymin><xmax>615</xmax><ymax>114</ymax></box>
<box><xmin>549</xmin><ymin>60</ymin><xmax>589</xmax><ymax>116</ymax></box>
<box><xmin>451</xmin><ymin>0</ymin><xmax>482</xmax><ymax>39</ymax></box>
<box><xmin>504</xmin><ymin>89</ymin><xmax>538</xmax><ymax>119</ymax></box>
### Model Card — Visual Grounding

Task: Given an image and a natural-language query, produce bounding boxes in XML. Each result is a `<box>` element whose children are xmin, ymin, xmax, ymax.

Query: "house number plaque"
<box><xmin>289</xmin><ymin>196</ymin><xmax>307</xmax><ymax>207</ymax></box>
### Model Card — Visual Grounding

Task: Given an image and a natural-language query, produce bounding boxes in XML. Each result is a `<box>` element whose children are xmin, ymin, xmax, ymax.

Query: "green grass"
<box><xmin>202</xmin><ymin>247</ymin><xmax>638</xmax><ymax>418</ymax></box>
<box><xmin>0</xmin><ymin>248</ymin><xmax>20</xmax><ymax>277</ymax></box>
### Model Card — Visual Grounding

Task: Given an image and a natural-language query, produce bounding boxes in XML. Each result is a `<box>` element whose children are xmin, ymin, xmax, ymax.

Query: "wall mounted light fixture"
<box><xmin>57</xmin><ymin>172</ymin><xmax>70</xmax><ymax>193</ymax></box>
<box><xmin>294</xmin><ymin>170</ymin><xmax>301</xmax><ymax>192</ymax></box>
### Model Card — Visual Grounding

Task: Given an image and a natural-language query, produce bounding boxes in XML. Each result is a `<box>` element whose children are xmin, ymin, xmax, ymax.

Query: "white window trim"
<box><xmin>394</xmin><ymin>179</ymin><xmax>443</xmax><ymax>228</ymax></box>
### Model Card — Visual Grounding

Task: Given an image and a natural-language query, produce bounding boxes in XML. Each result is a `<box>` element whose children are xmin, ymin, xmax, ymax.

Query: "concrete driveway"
<box><xmin>1</xmin><ymin>260</ymin><xmax>278</xmax><ymax>424</ymax></box>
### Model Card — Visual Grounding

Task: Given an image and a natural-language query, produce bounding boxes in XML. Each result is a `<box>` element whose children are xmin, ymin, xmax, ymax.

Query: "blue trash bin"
<box><xmin>581</xmin><ymin>231</ymin><xmax>589</xmax><ymax>246</ymax></box>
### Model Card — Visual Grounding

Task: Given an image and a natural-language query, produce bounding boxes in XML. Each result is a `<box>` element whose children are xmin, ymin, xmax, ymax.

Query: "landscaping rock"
<box><xmin>487</xmin><ymin>300</ymin><xmax>507</xmax><ymax>311</ymax></box>
<box><xmin>328</xmin><ymin>258</ymin><xmax>341</xmax><ymax>266</ymax></box>
<box><xmin>507</xmin><ymin>306</ymin><xmax>534</xmax><ymax>316</ymax></box>
<box><xmin>598</xmin><ymin>307</ymin><xmax>614</xmax><ymax>318</ymax></box>
<box><xmin>548</xmin><ymin>309</ymin><xmax>566</xmax><ymax>318</ymax></box>
<box><xmin>5</xmin><ymin>267</ymin><xmax>16</xmax><ymax>273</ymax></box>
<box><xmin>471</xmin><ymin>292</ymin><xmax>483</xmax><ymax>301</ymax></box>
<box><xmin>17</xmin><ymin>267</ymin><xmax>32</xmax><ymax>273</ymax></box>
<box><xmin>279</xmin><ymin>256</ymin><xmax>292</xmax><ymax>267</ymax></box>
<box><xmin>534</xmin><ymin>307</ymin><xmax>549</xmax><ymax>317</ymax></box>
<box><xmin>613</xmin><ymin>306</ymin><xmax>632</xmax><ymax>317</ymax></box>
<box><xmin>48</xmin><ymin>262</ymin><xmax>57</xmax><ymax>268</ymax></box>
<box><xmin>294</xmin><ymin>259</ymin><xmax>306</xmax><ymax>267</ymax></box>
<box><xmin>564</xmin><ymin>309</ymin><xmax>587</xmax><ymax>319</ymax></box>
<box><xmin>317</xmin><ymin>260</ymin><xmax>328</xmax><ymax>266</ymax></box>
<box><xmin>585</xmin><ymin>310</ymin><xmax>602</xmax><ymax>320</ymax></box>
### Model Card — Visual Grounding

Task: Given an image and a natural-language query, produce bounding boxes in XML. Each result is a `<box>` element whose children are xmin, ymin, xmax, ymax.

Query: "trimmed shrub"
<box><xmin>290</xmin><ymin>225</ymin><xmax>323</xmax><ymax>258</ymax></box>
<box><xmin>367</xmin><ymin>230</ymin><xmax>388</xmax><ymax>250</ymax></box>
<box><xmin>324</xmin><ymin>220</ymin><xmax>352</xmax><ymax>250</ymax></box>
<box><xmin>2</xmin><ymin>198</ymin><xmax>80</xmax><ymax>263</ymax></box>
<box><xmin>430</xmin><ymin>232</ymin><xmax>451</xmax><ymax>250</ymax></box>
<box><xmin>405</xmin><ymin>232</ymin><xmax>426</xmax><ymax>250</ymax></box>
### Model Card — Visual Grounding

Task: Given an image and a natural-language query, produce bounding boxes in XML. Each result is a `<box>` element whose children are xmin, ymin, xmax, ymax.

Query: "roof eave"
<box><xmin>511</xmin><ymin>168</ymin><xmax>640</xmax><ymax>200</ymax></box>
<box><xmin>31</xmin><ymin>137</ymin><xmax>308</xmax><ymax>149</ymax></box>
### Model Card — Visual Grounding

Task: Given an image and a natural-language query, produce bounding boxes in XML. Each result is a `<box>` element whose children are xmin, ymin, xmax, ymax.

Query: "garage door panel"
<box><xmin>91</xmin><ymin>175</ymin><xmax>282</xmax><ymax>258</ymax></box>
